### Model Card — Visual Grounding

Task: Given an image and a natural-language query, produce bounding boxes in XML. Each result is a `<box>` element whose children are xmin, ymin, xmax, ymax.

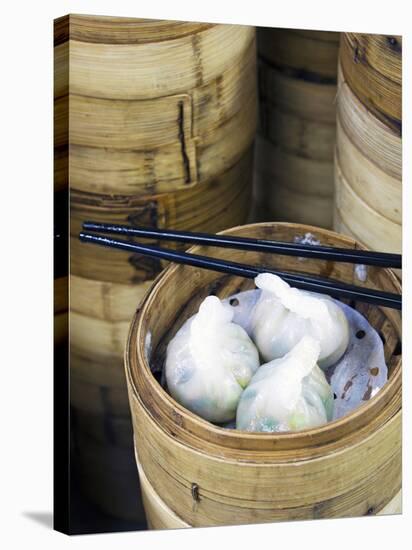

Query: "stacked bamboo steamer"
<box><xmin>334</xmin><ymin>34</ymin><xmax>402</xmax><ymax>258</ymax></box>
<box><xmin>62</xmin><ymin>15</ymin><xmax>257</xmax><ymax>521</ymax></box>
<box><xmin>125</xmin><ymin>223</ymin><xmax>402</xmax><ymax>527</ymax></box>
<box><xmin>254</xmin><ymin>29</ymin><xmax>339</xmax><ymax>228</ymax></box>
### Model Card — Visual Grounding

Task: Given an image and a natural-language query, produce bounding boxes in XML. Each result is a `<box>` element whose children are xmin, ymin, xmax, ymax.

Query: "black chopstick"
<box><xmin>79</xmin><ymin>232</ymin><xmax>402</xmax><ymax>310</ymax></box>
<box><xmin>82</xmin><ymin>222</ymin><xmax>402</xmax><ymax>269</ymax></box>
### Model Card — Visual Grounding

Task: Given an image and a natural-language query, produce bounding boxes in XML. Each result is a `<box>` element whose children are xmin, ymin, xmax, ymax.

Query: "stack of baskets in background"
<box><xmin>334</xmin><ymin>34</ymin><xmax>402</xmax><ymax>259</ymax></box>
<box><xmin>59</xmin><ymin>15</ymin><xmax>257</xmax><ymax>522</ymax></box>
<box><xmin>253</xmin><ymin>29</ymin><xmax>340</xmax><ymax>228</ymax></box>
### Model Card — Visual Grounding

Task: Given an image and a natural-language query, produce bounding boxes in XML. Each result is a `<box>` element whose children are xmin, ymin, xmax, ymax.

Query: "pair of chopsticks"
<box><xmin>79</xmin><ymin>222</ymin><xmax>402</xmax><ymax>310</ymax></box>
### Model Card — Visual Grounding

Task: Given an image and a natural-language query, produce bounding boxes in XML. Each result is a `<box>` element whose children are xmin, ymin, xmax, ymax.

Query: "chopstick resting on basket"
<box><xmin>82</xmin><ymin>222</ymin><xmax>402</xmax><ymax>269</ymax></box>
<box><xmin>79</xmin><ymin>226</ymin><xmax>402</xmax><ymax>311</ymax></box>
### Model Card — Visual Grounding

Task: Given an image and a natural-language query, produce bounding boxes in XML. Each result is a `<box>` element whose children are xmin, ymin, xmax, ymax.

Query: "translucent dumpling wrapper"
<box><xmin>236</xmin><ymin>336</ymin><xmax>334</xmax><ymax>432</ymax></box>
<box><xmin>165</xmin><ymin>296</ymin><xmax>260</xmax><ymax>423</ymax></box>
<box><xmin>251</xmin><ymin>273</ymin><xmax>350</xmax><ymax>369</ymax></box>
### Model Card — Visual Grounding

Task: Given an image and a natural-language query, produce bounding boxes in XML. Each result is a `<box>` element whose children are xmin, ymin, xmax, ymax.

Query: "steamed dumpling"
<box><xmin>165</xmin><ymin>296</ymin><xmax>260</xmax><ymax>423</ymax></box>
<box><xmin>236</xmin><ymin>336</ymin><xmax>334</xmax><ymax>432</ymax></box>
<box><xmin>251</xmin><ymin>273</ymin><xmax>350</xmax><ymax>369</ymax></box>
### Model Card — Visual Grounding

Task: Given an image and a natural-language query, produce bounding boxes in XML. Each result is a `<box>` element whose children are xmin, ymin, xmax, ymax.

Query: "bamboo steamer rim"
<box><xmin>126</xmin><ymin>222</ymin><xmax>401</xmax><ymax>453</ymax></box>
<box><xmin>55</xmin><ymin>14</ymin><xmax>214</xmax><ymax>46</ymax></box>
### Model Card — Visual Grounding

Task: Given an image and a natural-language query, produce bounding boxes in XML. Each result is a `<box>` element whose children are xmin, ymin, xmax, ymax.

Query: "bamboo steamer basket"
<box><xmin>337</xmin><ymin>65</ymin><xmax>401</xmax><ymax>180</ymax></box>
<box><xmin>254</xmin><ymin>30</ymin><xmax>337</xmax><ymax>229</ymax></box>
<box><xmin>254</xmin><ymin>136</ymin><xmax>334</xmax><ymax>229</ymax></box>
<box><xmin>336</xmin><ymin>65</ymin><xmax>401</xmax><ymax>227</ymax></box>
<box><xmin>70</xmin><ymin>147</ymin><xmax>253</xmax><ymax>284</ymax></box>
<box><xmin>65</xmin><ymin>16</ymin><xmax>256</xmax><ymax>196</ymax></box>
<box><xmin>136</xmin><ymin>456</ymin><xmax>401</xmax><ymax>529</ymax></box>
<box><xmin>125</xmin><ymin>222</ymin><xmax>402</xmax><ymax>527</ymax></box>
<box><xmin>340</xmin><ymin>33</ymin><xmax>402</xmax><ymax>130</ymax></box>
<box><xmin>258</xmin><ymin>28</ymin><xmax>339</xmax><ymax>79</ymax></box>
<box><xmin>334</xmin><ymin>159</ymin><xmax>401</xmax><ymax>255</ymax></box>
<box><xmin>259</xmin><ymin>60</ymin><xmax>337</xmax><ymax>124</ymax></box>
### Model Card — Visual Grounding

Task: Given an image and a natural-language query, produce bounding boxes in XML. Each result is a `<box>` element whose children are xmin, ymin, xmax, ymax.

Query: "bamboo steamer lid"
<box><xmin>70</xmin><ymin>147</ymin><xmax>253</xmax><ymax>284</ymax></box>
<box><xmin>334</xmin><ymin>158</ymin><xmax>401</xmax><ymax>254</ymax></box>
<box><xmin>340</xmin><ymin>33</ymin><xmax>402</xmax><ymax>129</ymax></box>
<box><xmin>125</xmin><ymin>222</ymin><xmax>402</xmax><ymax>526</ymax></box>
<box><xmin>258</xmin><ymin>28</ymin><xmax>339</xmax><ymax>79</ymax></box>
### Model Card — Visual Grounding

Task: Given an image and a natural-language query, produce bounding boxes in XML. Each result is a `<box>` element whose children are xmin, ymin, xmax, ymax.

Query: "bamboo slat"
<box><xmin>334</xmin><ymin>158</ymin><xmax>401</xmax><ymax>254</ymax></box>
<box><xmin>258</xmin><ymin>28</ymin><xmax>339</xmax><ymax>79</ymax></box>
<box><xmin>70</xmin><ymin>148</ymin><xmax>253</xmax><ymax>284</ymax></box>
<box><xmin>340</xmin><ymin>33</ymin><xmax>401</xmax><ymax>129</ymax></box>
<box><xmin>125</xmin><ymin>223</ymin><xmax>402</xmax><ymax>527</ymax></box>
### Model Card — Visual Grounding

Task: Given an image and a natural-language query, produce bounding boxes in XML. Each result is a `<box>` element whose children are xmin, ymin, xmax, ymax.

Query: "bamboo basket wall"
<box><xmin>125</xmin><ymin>222</ymin><xmax>402</xmax><ymax>528</ymax></box>
<box><xmin>334</xmin><ymin>35</ymin><xmax>402</xmax><ymax>261</ymax></box>
<box><xmin>137</xmin><ymin>455</ymin><xmax>401</xmax><ymax>530</ymax></box>
<box><xmin>61</xmin><ymin>14</ymin><xmax>257</xmax><ymax>522</ymax></box>
<box><xmin>253</xmin><ymin>29</ymin><xmax>339</xmax><ymax>228</ymax></box>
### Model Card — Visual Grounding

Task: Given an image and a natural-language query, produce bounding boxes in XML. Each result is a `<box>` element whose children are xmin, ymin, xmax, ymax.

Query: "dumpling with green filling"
<box><xmin>165</xmin><ymin>296</ymin><xmax>260</xmax><ymax>423</ymax></box>
<box><xmin>251</xmin><ymin>273</ymin><xmax>350</xmax><ymax>369</ymax></box>
<box><xmin>236</xmin><ymin>336</ymin><xmax>334</xmax><ymax>432</ymax></box>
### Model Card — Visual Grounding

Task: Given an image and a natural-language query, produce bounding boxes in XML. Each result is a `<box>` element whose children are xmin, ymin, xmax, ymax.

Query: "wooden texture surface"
<box><xmin>125</xmin><ymin>222</ymin><xmax>402</xmax><ymax>527</ymax></box>
<box><xmin>66</xmin><ymin>16</ymin><xmax>257</xmax><ymax>196</ymax></box>
<box><xmin>136</xmin><ymin>455</ymin><xmax>401</xmax><ymax>530</ymax></box>
<box><xmin>254</xmin><ymin>29</ymin><xmax>338</xmax><ymax>229</ymax></box>
<box><xmin>340</xmin><ymin>33</ymin><xmax>402</xmax><ymax>130</ymax></box>
<box><xmin>70</xmin><ymin>148</ymin><xmax>253</xmax><ymax>284</ymax></box>
<box><xmin>254</xmin><ymin>136</ymin><xmax>334</xmax><ymax>228</ymax></box>
<box><xmin>334</xmin><ymin>158</ymin><xmax>401</xmax><ymax>254</ymax></box>
<box><xmin>258</xmin><ymin>28</ymin><xmax>339</xmax><ymax>79</ymax></box>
